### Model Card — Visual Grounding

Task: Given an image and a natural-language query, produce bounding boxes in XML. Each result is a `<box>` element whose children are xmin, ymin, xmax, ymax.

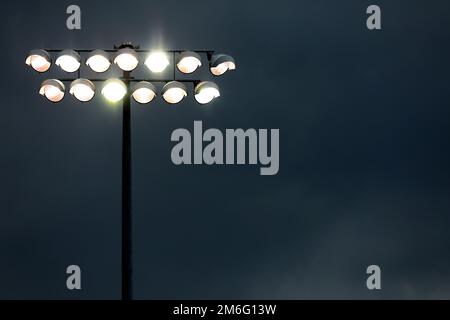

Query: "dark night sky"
<box><xmin>1</xmin><ymin>0</ymin><xmax>450</xmax><ymax>299</ymax></box>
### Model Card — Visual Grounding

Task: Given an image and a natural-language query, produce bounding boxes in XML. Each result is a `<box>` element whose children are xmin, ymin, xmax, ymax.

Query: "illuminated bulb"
<box><xmin>102</xmin><ymin>79</ymin><xmax>127</xmax><ymax>102</ymax></box>
<box><xmin>132</xmin><ymin>82</ymin><xmax>157</xmax><ymax>104</ymax></box>
<box><xmin>210</xmin><ymin>54</ymin><xmax>236</xmax><ymax>76</ymax></box>
<box><xmin>194</xmin><ymin>82</ymin><xmax>220</xmax><ymax>104</ymax></box>
<box><xmin>114</xmin><ymin>48</ymin><xmax>139</xmax><ymax>71</ymax></box>
<box><xmin>70</xmin><ymin>79</ymin><xmax>95</xmax><ymax>102</ymax></box>
<box><xmin>55</xmin><ymin>50</ymin><xmax>81</xmax><ymax>73</ymax></box>
<box><xmin>162</xmin><ymin>81</ymin><xmax>187</xmax><ymax>104</ymax></box>
<box><xmin>177</xmin><ymin>51</ymin><xmax>202</xmax><ymax>74</ymax></box>
<box><xmin>164</xmin><ymin>88</ymin><xmax>186</xmax><ymax>104</ymax></box>
<box><xmin>39</xmin><ymin>79</ymin><xmax>65</xmax><ymax>102</ymax></box>
<box><xmin>86</xmin><ymin>50</ymin><xmax>111</xmax><ymax>73</ymax></box>
<box><xmin>145</xmin><ymin>52</ymin><xmax>170</xmax><ymax>73</ymax></box>
<box><xmin>26</xmin><ymin>50</ymin><xmax>51</xmax><ymax>73</ymax></box>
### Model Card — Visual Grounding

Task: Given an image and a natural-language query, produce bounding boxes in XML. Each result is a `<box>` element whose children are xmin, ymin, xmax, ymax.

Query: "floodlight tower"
<box><xmin>26</xmin><ymin>42</ymin><xmax>236</xmax><ymax>300</ymax></box>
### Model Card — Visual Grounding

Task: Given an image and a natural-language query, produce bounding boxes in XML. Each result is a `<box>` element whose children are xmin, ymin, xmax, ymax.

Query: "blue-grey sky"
<box><xmin>1</xmin><ymin>0</ymin><xmax>450</xmax><ymax>299</ymax></box>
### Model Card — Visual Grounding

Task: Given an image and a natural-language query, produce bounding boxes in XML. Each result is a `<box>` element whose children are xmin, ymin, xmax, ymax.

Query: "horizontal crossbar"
<box><xmin>45</xmin><ymin>49</ymin><xmax>215</xmax><ymax>54</ymax></box>
<box><xmin>58</xmin><ymin>79</ymin><xmax>202</xmax><ymax>83</ymax></box>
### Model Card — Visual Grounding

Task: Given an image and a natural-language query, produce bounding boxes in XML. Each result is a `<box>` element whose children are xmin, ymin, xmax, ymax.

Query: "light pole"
<box><xmin>26</xmin><ymin>43</ymin><xmax>236</xmax><ymax>300</ymax></box>
<box><xmin>122</xmin><ymin>67</ymin><xmax>132</xmax><ymax>300</ymax></box>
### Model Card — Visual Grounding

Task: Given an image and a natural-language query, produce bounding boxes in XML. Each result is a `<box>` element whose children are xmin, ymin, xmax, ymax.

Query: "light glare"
<box><xmin>145</xmin><ymin>52</ymin><xmax>170</xmax><ymax>73</ymax></box>
<box><xmin>195</xmin><ymin>82</ymin><xmax>220</xmax><ymax>104</ymax></box>
<box><xmin>115</xmin><ymin>53</ymin><xmax>138</xmax><ymax>71</ymax></box>
<box><xmin>102</xmin><ymin>79</ymin><xmax>127</xmax><ymax>102</ymax></box>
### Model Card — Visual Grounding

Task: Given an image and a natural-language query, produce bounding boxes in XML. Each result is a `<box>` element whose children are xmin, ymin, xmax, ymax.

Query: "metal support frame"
<box><xmin>45</xmin><ymin>48</ymin><xmax>215</xmax><ymax>54</ymax></box>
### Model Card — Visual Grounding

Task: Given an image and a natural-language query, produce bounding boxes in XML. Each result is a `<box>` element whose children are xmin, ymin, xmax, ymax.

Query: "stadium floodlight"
<box><xmin>194</xmin><ymin>81</ymin><xmax>220</xmax><ymax>104</ymax></box>
<box><xmin>39</xmin><ymin>79</ymin><xmax>65</xmax><ymax>102</ymax></box>
<box><xmin>210</xmin><ymin>54</ymin><xmax>236</xmax><ymax>76</ymax></box>
<box><xmin>177</xmin><ymin>51</ymin><xmax>202</xmax><ymax>74</ymax></box>
<box><xmin>162</xmin><ymin>81</ymin><xmax>188</xmax><ymax>104</ymax></box>
<box><xmin>102</xmin><ymin>78</ymin><xmax>127</xmax><ymax>102</ymax></box>
<box><xmin>70</xmin><ymin>79</ymin><xmax>96</xmax><ymax>102</ymax></box>
<box><xmin>25</xmin><ymin>43</ymin><xmax>236</xmax><ymax>301</ymax></box>
<box><xmin>86</xmin><ymin>50</ymin><xmax>111</xmax><ymax>73</ymax></box>
<box><xmin>26</xmin><ymin>49</ymin><xmax>51</xmax><ymax>73</ymax></box>
<box><xmin>114</xmin><ymin>48</ymin><xmax>139</xmax><ymax>71</ymax></box>
<box><xmin>132</xmin><ymin>81</ymin><xmax>157</xmax><ymax>104</ymax></box>
<box><xmin>144</xmin><ymin>51</ymin><xmax>170</xmax><ymax>73</ymax></box>
<box><xmin>55</xmin><ymin>49</ymin><xmax>81</xmax><ymax>73</ymax></box>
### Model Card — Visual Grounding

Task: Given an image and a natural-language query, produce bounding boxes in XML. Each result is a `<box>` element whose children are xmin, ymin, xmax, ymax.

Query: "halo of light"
<box><xmin>39</xmin><ymin>79</ymin><xmax>65</xmax><ymax>102</ymax></box>
<box><xmin>25</xmin><ymin>49</ymin><xmax>51</xmax><ymax>73</ymax></box>
<box><xmin>144</xmin><ymin>52</ymin><xmax>170</xmax><ymax>73</ymax></box>
<box><xmin>177</xmin><ymin>51</ymin><xmax>202</xmax><ymax>74</ymax></box>
<box><xmin>194</xmin><ymin>82</ymin><xmax>220</xmax><ymax>104</ymax></box>
<box><xmin>161</xmin><ymin>81</ymin><xmax>187</xmax><ymax>104</ymax></box>
<box><xmin>101</xmin><ymin>79</ymin><xmax>127</xmax><ymax>102</ymax></box>
<box><xmin>132</xmin><ymin>82</ymin><xmax>157</xmax><ymax>104</ymax></box>
<box><xmin>210</xmin><ymin>54</ymin><xmax>236</xmax><ymax>76</ymax></box>
<box><xmin>86</xmin><ymin>50</ymin><xmax>111</xmax><ymax>73</ymax></box>
<box><xmin>55</xmin><ymin>49</ymin><xmax>81</xmax><ymax>73</ymax></box>
<box><xmin>114</xmin><ymin>48</ymin><xmax>139</xmax><ymax>71</ymax></box>
<box><xmin>69</xmin><ymin>79</ymin><xmax>96</xmax><ymax>102</ymax></box>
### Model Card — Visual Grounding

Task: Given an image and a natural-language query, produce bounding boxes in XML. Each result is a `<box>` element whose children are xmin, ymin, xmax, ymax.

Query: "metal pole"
<box><xmin>122</xmin><ymin>70</ymin><xmax>132</xmax><ymax>300</ymax></box>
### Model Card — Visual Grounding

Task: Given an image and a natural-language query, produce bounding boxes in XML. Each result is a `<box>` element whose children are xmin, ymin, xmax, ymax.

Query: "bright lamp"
<box><xmin>39</xmin><ymin>79</ymin><xmax>65</xmax><ymax>102</ymax></box>
<box><xmin>194</xmin><ymin>82</ymin><xmax>220</xmax><ymax>104</ymax></box>
<box><xmin>132</xmin><ymin>82</ymin><xmax>157</xmax><ymax>104</ymax></box>
<box><xmin>102</xmin><ymin>79</ymin><xmax>127</xmax><ymax>102</ymax></box>
<box><xmin>177</xmin><ymin>51</ymin><xmax>202</xmax><ymax>74</ymax></box>
<box><xmin>55</xmin><ymin>50</ymin><xmax>81</xmax><ymax>73</ymax></box>
<box><xmin>70</xmin><ymin>79</ymin><xmax>96</xmax><ymax>102</ymax></box>
<box><xmin>162</xmin><ymin>81</ymin><xmax>187</xmax><ymax>104</ymax></box>
<box><xmin>114</xmin><ymin>48</ymin><xmax>139</xmax><ymax>71</ymax></box>
<box><xmin>26</xmin><ymin>49</ymin><xmax>51</xmax><ymax>73</ymax></box>
<box><xmin>210</xmin><ymin>54</ymin><xmax>236</xmax><ymax>76</ymax></box>
<box><xmin>86</xmin><ymin>50</ymin><xmax>111</xmax><ymax>73</ymax></box>
<box><xmin>145</xmin><ymin>52</ymin><xmax>170</xmax><ymax>73</ymax></box>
